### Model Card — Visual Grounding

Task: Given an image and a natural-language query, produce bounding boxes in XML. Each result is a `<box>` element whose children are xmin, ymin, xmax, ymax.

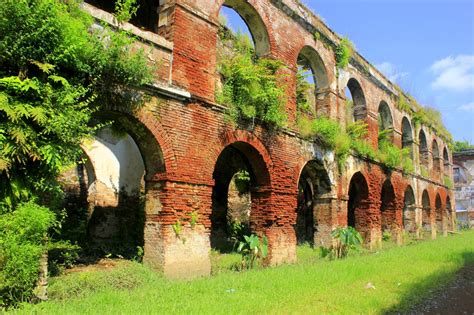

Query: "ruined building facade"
<box><xmin>63</xmin><ymin>0</ymin><xmax>455</xmax><ymax>278</ymax></box>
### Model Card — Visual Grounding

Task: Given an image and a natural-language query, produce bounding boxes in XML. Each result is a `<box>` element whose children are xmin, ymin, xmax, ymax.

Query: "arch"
<box><xmin>296</xmin><ymin>46</ymin><xmax>330</xmax><ymax>115</ymax></box>
<box><xmin>380</xmin><ymin>179</ymin><xmax>396</xmax><ymax>236</ymax></box>
<box><xmin>218</xmin><ymin>0</ymin><xmax>271</xmax><ymax>56</ymax></box>
<box><xmin>432</xmin><ymin>139</ymin><xmax>442</xmax><ymax>175</ymax></box>
<box><xmin>435</xmin><ymin>193</ymin><xmax>442</xmax><ymax>234</ymax></box>
<box><xmin>347</xmin><ymin>172</ymin><xmax>369</xmax><ymax>235</ymax></box>
<box><xmin>211</xmin><ymin>140</ymin><xmax>271</xmax><ymax>251</ymax></box>
<box><xmin>401</xmin><ymin>117</ymin><xmax>414</xmax><ymax>160</ymax></box>
<box><xmin>421</xmin><ymin>190</ymin><xmax>431</xmax><ymax>231</ymax></box>
<box><xmin>403</xmin><ymin>185</ymin><xmax>416</xmax><ymax>233</ymax></box>
<box><xmin>446</xmin><ymin>196</ymin><xmax>453</xmax><ymax>232</ymax></box>
<box><xmin>295</xmin><ymin>160</ymin><xmax>332</xmax><ymax>246</ymax></box>
<box><xmin>443</xmin><ymin>147</ymin><xmax>450</xmax><ymax>175</ymax></box>
<box><xmin>378</xmin><ymin>101</ymin><xmax>393</xmax><ymax>134</ymax></box>
<box><xmin>346</xmin><ymin>78</ymin><xmax>367</xmax><ymax>122</ymax></box>
<box><xmin>419</xmin><ymin>129</ymin><xmax>429</xmax><ymax>168</ymax></box>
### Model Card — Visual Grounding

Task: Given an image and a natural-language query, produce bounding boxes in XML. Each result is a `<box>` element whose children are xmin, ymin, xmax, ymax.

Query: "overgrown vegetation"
<box><xmin>335</xmin><ymin>37</ymin><xmax>353</xmax><ymax>70</ymax></box>
<box><xmin>0</xmin><ymin>202</ymin><xmax>56</xmax><ymax>308</ymax></box>
<box><xmin>453</xmin><ymin>140</ymin><xmax>474</xmax><ymax>152</ymax></box>
<box><xmin>216</xmin><ymin>20</ymin><xmax>287</xmax><ymax>128</ymax></box>
<box><xmin>322</xmin><ymin>227</ymin><xmax>363</xmax><ymax>259</ymax></box>
<box><xmin>236</xmin><ymin>234</ymin><xmax>268</xmax><ymax>270</ymax></box>
<box><xmin>0</xmin><ymin>0</ymin><xmax>151</xmax><ymax>307</ymax></box>
<box><xmin>17</xmin><ymin>231</ymin><xmax>474</xmax><ymax>314</ymax></box>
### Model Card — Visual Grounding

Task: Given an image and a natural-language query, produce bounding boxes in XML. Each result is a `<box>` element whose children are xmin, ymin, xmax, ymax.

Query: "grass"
<box><xmin>15</xmin><ymin>231</ymin><xmax>474</xmax><ymax>314</ymax></box>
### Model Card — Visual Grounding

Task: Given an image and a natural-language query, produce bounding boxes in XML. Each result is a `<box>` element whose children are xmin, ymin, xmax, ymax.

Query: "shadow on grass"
<box><xmin>383</xmin><ymin>251</ymin><xmax>474</xmax><ymax>314</ymax></box>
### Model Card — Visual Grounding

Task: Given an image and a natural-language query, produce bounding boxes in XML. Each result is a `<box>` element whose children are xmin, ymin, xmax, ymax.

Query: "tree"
<box><xmin>453</xmin><ymin>140</ymin><xmax>474</xmax><ymax>153</ymax></box>
<box><xmin>0</xmin><ymin>0</ymin><xmax>152</xmax><ymax>209</ymax></box>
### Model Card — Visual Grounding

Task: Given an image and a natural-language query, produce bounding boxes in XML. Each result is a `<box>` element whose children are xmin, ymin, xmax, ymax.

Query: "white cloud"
<box><xmin>375</xmin><ymin>62</ymin><xmax>408</xmax><ymax>83</ymax></box>
<box><xmin>430</xmin><ymin>55</ymin><xmax>474</xmax><ymax>92</ymax></box>
<box><xmin>458</xmin><ymin>102</ymin><xmax>474</xmax><ymax>112</ymax></box>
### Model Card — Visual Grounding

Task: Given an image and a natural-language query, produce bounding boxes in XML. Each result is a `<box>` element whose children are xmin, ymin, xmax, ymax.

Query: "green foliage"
<box><xmin>217</xmin><ymin>48</ymin><xmax>287</xmax><ymax>128</ymax></box>
<box><xmin>114</xmin><ymin>0</ymin><xmax>139</xmax><ymax>24</ymax></box>
<box><xmin>237</xmin><ymin>234</ymin><xmax>268</xmax><ymax>270</ymax></box>
<box><xmin>328</xmin><ymin>227</ymin><xmax>363</xmax><ymax>259</ymax></box>
<box><xmin>335</xmin><ymin>37</ymin><xmax>353</xmax><ymax>70</ymax></box>
<box><xmin>234</xmin><ymin>170</ymin><xmax>250</xmax><ymax>193</ymax></box>
<box><xmin>228</xmin><ymin>220</ymin><xmax>251</xmax><ymax>249</ymax></box>
<box><xmin>443</xmin><ymin>176</ymin><xmax>453</xmax><ymax>189</ymax></box>
<box><xmin>0</xmin><ymin>202</ymin><xmax>56</xmax><ymax>308</ymax></box>
<box><xmin>171</xmin><ymin>220</ymin><xmax>182</xmax><ymax>238</ymax></box>
<box><xmin>189</xmin><ymin>211</ymin><xmax>199</xmax><ymax>228</ymax></box>
<box><xmin>296</xmin><ymin>67</ymin><xmax>315</xmax><ymax>114</ymax></box>
<box><xmin>420</xmin><ymin>165</ymin><xmax>429</xmax><ymax>178</ymax></box>
<box><xmin>382</xmin><ymin>230</ymin><xmax>392</xmax><ymax>242</ymax></box>
<box><xmin>453</xmin><ymin>140</ymin><xmax>474</xmax><ymax>152</ymax></box>
<box><xmin>0</xmin><ymin>0</ymin><xmax>152</xmax><ymax>209</ymax></box>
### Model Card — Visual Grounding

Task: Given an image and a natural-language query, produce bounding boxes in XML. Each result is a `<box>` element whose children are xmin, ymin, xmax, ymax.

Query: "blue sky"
<box><xmin>222</xmin><ymin>0</ymin><xmax>474</xmax><ymax>143</ymax></box>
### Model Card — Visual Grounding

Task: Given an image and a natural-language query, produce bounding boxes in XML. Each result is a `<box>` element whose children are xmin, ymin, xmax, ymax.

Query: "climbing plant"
<box><xmin>335</xmin><ymin>37</ymin><xmax>353</xmax><ymax>70</ymax></box>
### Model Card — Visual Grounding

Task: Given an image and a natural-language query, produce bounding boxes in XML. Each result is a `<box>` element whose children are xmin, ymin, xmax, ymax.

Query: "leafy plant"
<box><xmin>453</xmin><ymin>140</ymin><xmax>474</xmax><ymax>152</ymax></box>
<box><xmin>296</xmin><ymin>67</ymin><xmax>315</xmax><ymax>114</ymax></box>
<box><xmin>329</xmin><ymin>227</ymin><xmax>363</xmax><ymax>259</ymax></box>
<box><xmin>0</xmin><ymin>202</ymin><xmax>56</xmax><ymax>308</ymax></box>
<box><xmin>234</xmin><ymin>170</ymin><xmax>251</xmax><ymax>193</ymax></box>
<box><xmin>335</xmin><ymin>37</ymin><xmax>353</xmax><ymax>70</ymax></box>
<box><xmin>171</xmin><ymin>220</ymin><xmax>182</xmax><ymax>238</ymax></box>
<box><xmin>443</xmin><ymin>176</ymin><xmax>453</xmax><ymax>189</ymax></box>
<box><xmin>114</xmin><ymin>0</ymin><xmax>139</xmax><ymax>24</ymax></box>
<box><xmin>382</xmin><ymin>230</ymin><xmax>392</xmax><ymax>242</ymax></box>
<box><xmin>190</xmin><ymin>211</ymin><xmax>199</xmax><ymax>228</ymax></box>
<box><xmin>237</xmin><ymin>234</ymin><xmax>268</xmax><ymax>270</ymax></box>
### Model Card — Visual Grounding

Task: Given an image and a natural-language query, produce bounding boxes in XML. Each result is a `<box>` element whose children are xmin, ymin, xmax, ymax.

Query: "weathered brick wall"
<box><xmin>63</xmin><ymin>1</ymin><xmax>456</xmax><ymax>278</ymax></box>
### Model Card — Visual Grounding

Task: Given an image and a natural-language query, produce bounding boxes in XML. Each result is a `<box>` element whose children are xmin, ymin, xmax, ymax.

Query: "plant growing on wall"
<box><xmin>335</xmin><ymin>37</ymin><xmax>353</xmax><ymax>70</ymax></box>
<box><xmin>237</xmin><ymin>234</ymin><xmax>268</xmax><ymax>269</ymax></box>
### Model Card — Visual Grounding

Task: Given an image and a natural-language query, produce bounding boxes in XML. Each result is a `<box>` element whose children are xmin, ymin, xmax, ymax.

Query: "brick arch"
<box><xmin>93</xmin><ymin>108</ymin><xmax>178</xmax><ymax>181</ymax></box>
<box><xmin>347</xmin><ymin>171</ymin><xmax>370</xmax><ymax>236</ymax></box>
<box><xmin>294</xmin><ymin>45</ymin><xmax>330</xmax><ymax>90</ymax></box>
<box><xmin>345</xmin><ymin>78</ymin><xmax>367</xmax><ymax>122</ymax></box>
<box><xmin>401</xmin><ymin>116</ymin><xmax>414</xmax><ymax>159</ymax></box>
<box><xmin>432</xmin><ymin>138</ymin><xmax>442</xmax><ymax>175</ymax></box>
<box><xmin>209</xmin><ymin>129</ymin><xmax>273</xmax><ymax>188</ymax></box>
<box><xmin>421</xmin><ymin>189</ymin><xmax>432</xmax><ymax>230</ymax></box>
<box><xmin>214</xmin><ymin>0</ymin><xmax>274</xmax><ymax>57</ymax></box>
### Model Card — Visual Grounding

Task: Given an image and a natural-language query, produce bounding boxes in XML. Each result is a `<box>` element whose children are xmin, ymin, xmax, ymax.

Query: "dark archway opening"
<box><xmin>421</xmin><ymin>190</ymin><xmax>431</xmax><ymax>232</ymax></box>
<box><xmin>85</xmin><ymin>0</ymin><xmax>160</xmax><ymax>33</ymax></box>
<box><xmin>435</xmin><ymin>193</ymin><xmax>442</xmax><ymax>234</ymax></box>
<box><xmin>419</xmin><ymin>130</ymin><xmax>429</xmax><ymax>170</ymax></box>
<box><xmin>378</xmin><ymin>101</ymin><xmax>393</xmax><ymax>147</ymax></box>
<box><xmin>345</xmin><ymin>79</ymin><xmax>367</xmax><ymax>123</ymax></box>
<box><xmin>401</xmin><ymin>117</ymin><xmax>414</xmax><ymax>160</ymax></box>
<box><xmin>446</xmin><ymin>196</ymin><xmax>453</xmax><ymax>232</ymax></box>
<box><xmin>403</xmin><ymin>186</ymin><xmax>416</xmax><ymax>233</ymax></box>
<box><xmin>348</xmin><ymin>172</ymin><xmax>369</xmax><ymax>234</ymax></box>
<box><xmin>211</xmin><ymin>142</ymin><xmax>269</xmax><ymax>253</ymax></box>
<box><xmin>295</xmin><ymin>160</ymin><xmax>331</xmax><ymax>246</ymax></box>
<box><xmin>432</xmin><ymin>140</ymin><xmax>441</xmax><ymax>176</ymax></box>
<box><xmin>443</xmin><ymin>147</ymin><xmax>450</xmax><ymax>176</ymax></box>
<box><xmin>380</xmin><ymin>179</ymin><xmax>396</xmax><ymax>236</ymax></box>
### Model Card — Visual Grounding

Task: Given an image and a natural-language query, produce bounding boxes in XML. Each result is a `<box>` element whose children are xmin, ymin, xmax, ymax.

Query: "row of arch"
<box><xmin>215</xmin><ymin>1</ymin><xmax>452</xmax><ymax>177</ymax></box>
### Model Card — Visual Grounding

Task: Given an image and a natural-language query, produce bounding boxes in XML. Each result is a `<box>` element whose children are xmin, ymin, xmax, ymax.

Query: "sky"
<box><xmin>222</xmin><ymin>0</ymin><xmax>474</xmax><ymax>143</ymax></box>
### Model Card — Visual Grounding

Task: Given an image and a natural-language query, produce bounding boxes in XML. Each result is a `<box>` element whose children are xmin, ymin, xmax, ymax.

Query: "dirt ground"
<box><xmin>406</xmin><ymin>264</ymin><xmax>474</xmax><ymax>314</ymax></box>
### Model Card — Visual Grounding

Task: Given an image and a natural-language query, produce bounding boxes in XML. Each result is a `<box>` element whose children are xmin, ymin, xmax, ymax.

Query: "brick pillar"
<box><xmin>143</xmin><ymin>180</ymin><xmax>211</xmax><ymax>279</ymax></box>
<box><xmin>313</xmin><ymin>196</ymin><xmax>338</xmax><ymax>247</ymax></box>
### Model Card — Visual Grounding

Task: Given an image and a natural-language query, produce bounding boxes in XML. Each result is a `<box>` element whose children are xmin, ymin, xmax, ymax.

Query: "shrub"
<box><xmin>217</xmin><ymin>41</ymin><xmax>287</xmax><ymax>128</ymax></box>
<box><xmin>329</xmin><ymin>227</ymin><xmax>363</xmax><ymax>259</ymax></box>
<box><xmin>0</xmin><ymin>202</ymin><xmax>56</xmax><ymax>308</ymax></box>
<box><xmin>335</xmin><ymin>37</ymin><xmax>353</xmax><ymax>69</ymax></box>
<box><xmin>237</xmin><ymin>234</ymin><xmax>268</xmax><ymax>269</ymax></box>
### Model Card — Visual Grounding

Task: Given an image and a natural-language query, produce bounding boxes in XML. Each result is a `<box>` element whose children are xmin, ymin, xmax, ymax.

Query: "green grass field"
<box><xmin>16</xmin><ymin>231</ymin><xmax>474</xmax><ymax>314</ymax></box>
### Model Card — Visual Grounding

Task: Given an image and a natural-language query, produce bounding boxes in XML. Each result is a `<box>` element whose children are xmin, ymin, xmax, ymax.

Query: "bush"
<box><xmin>326</xmin><ymin>227</ymin><xmax>363</xmax><ymax>259</ymax></box>
<box><xmin>0</xmin><ymin>202</ymin><xmax>56</xmax><ymax>308</ymax></box>
<box><xmin>237</xmin><ymin>234</ymin><xmax>268</xmax><ymax>270</ymax></box>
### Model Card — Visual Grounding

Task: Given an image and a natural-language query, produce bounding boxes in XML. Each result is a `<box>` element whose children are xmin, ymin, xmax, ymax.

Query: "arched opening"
<box><xmin>435</xmin><ymin>193</ymin><xmax>442</xmax><ymax>234</ymax></box>
<box><xmin>59</xmin><ymin>112</ymin><xmax>166</xmax><ymax>259</ymax></box>
<box><xmin>419</xmin><ymin>130</ymin><xmax>429</xmax><ymax>170</ymax></box>
<box><xmin>295</xmin><ymin>160</ymin><xmax>332</xmax><ymax>246</ymax></box>
<box><xmin>345</xmin><ymin>79</ymin><xmax>367</xmax><ymax>123</ymax></box>
<box><xmin>347</xmin><ymin>172</ymin><xmax>369</xmax><ymax>236</ymax></box>
<box><xmin>432</xmin><ymin>140</ymin><xmax>441</xmax><ymax>176</ymax></box>
<box><xmin>85</xmin><ymin>0</ymin><xmax>161</xmax><ymax>33</ymax></box>
<box><xmin>380</xmin><ymin>179</ymin><xmax>396</xmax><ymax>237</ymax></box>
<box><xmin>446</xmin><ymin>196</ymin><xmax>453</xmax><ymax>232</ymax></box>
<box><xmin>443</xmin><ymin>147</ymin><xmax>450</xmax><ymax>176</ymax></box>
<box><xmin>378</xmin><ymin>101</ymin><xmax>393</xmax><ymax>146</ymax></box>
<box><xmin>403</xmin><ymin>186</ymin><xmax>416</xmax><ymax>233</ymax></box>
<box><xmin>401</xmin><ymin>117</ymin><xmax>414</xmax><ymax>160</ymax></box>
<box><xmin>296</xmin><ymin>46</ymin><xmax>329</xmax><ymax>116</ymax></box>
<box><xmin>217</xmin><ymin>1</ymin><xmax>270</xmax><ymax>57</ymax></box>
<box><xmin>421</xmin><ymin>190</ymin><xmax>431</xmax><ymax>232</ymax></box>
<box><xmin>211</xmin><ymin>141</ymin><xmax>270</xmax><ymax>252</ymax></box>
